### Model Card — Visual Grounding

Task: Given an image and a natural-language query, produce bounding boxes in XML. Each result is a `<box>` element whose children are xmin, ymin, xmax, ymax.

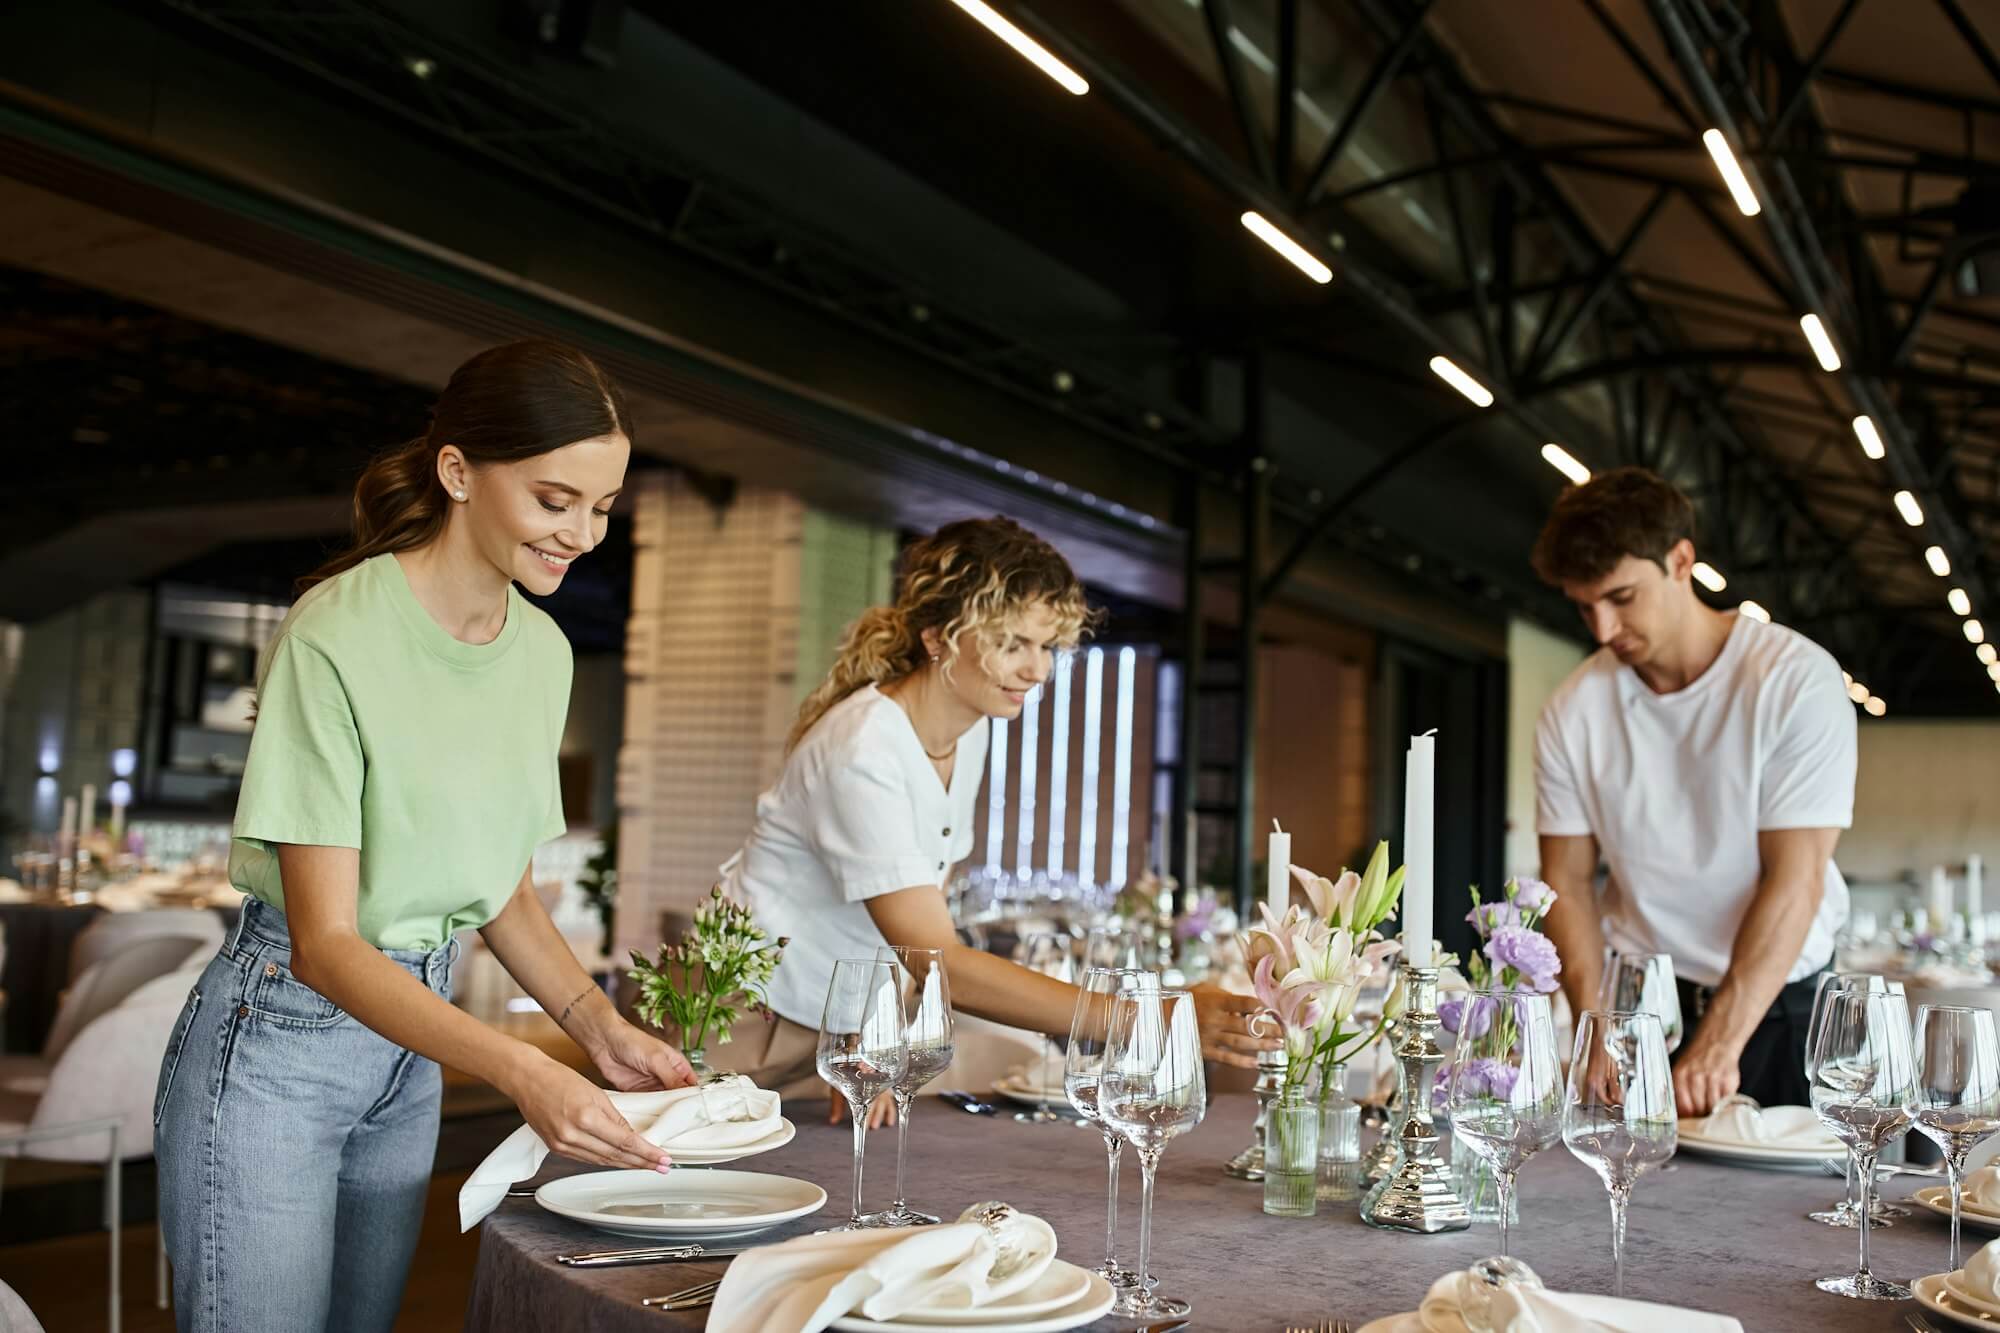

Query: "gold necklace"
<box><xmin>923</xmin><ymin>739</ymin><xmax>958</xmax><ymax>762</ymax></box>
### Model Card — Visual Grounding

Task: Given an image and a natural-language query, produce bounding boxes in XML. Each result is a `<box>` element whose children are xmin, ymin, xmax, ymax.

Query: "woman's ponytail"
<box><xmin>299</xmin><ymin>436</ymin><xmax>447</xmax><ymax>591</ymax></box>
<box><xmin>787</xmin><ymin>606</ymin><xmax>921</xmax><ymax>751</ymax></box>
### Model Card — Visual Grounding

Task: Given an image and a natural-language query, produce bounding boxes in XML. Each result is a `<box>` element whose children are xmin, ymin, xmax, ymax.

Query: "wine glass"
<box><xmin>1805</xmin><ymin>973</ymin><xmax>1910</xmax><ymax>1228</ymax></box>
<box><xmin>1599</xmin><ymin>951</ymin><xmax>1683</xmax><ymax>1053</ymax></box>
<box><xmin>864</xmin><ymin>946</ymin><xmax>955</xmax><ymax>1228</ymax></box>
<box><xmin>1447</xmin><ymin>989</ymin><xmax>1563</xmax><ymax>1258</ymax></box>
<box><xmin>1809</xmin><ymin>985</ymin><xmax>1918</xmax><ymax>1299</ymax></box>
<box><xmin>1014</xmin><ymin>932</ymin><xmax>1074</xmax><ymax>1123</ymax></box>
<box><xmin>1914</xmin><ymin>1004</ymin><xmax>2000</xmax><ymax>1271</ymax></box>
<box><xmin>1065</xmin><ymin>967</ymin><xmax>1157</xmax><ymax>1290</ymax></box>
<box><xmin>816</xmin><ymin>959</ymin><xmax>907</xmax><ymax>1231</ymax></box>
<box><xmin>1084</xmin><ymin>924</ymin><xmax>1146</xmax><ymax>970</ymax></box>
<box><xmin>1099</xmin><ymin>989</ymin><xmax>1205</xmax><ymax>1320</ymax></box>
<box><xmin>1563</xmin><ymin>1010</ymin><xmax>1676</xmax><ymax>1297</ymax></box>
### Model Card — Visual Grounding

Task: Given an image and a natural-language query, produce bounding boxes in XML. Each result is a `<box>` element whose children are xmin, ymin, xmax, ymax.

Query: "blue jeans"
<box><xmin>154</xmin><ymin>899</ymin><xmax>456</xmax><ymax>1333</ymax></box>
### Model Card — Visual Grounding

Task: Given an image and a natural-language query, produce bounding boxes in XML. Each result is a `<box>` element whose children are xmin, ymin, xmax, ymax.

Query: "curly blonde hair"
<box><xmin>789</xmin><ymin>517</ymin><xmax>1101</xmax><ymax>750</ymax></box>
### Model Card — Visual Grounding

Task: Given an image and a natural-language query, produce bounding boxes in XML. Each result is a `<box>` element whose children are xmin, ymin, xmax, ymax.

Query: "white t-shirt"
<box><xmin>725</xmin><ymin>685</ymin><xmax>987</xmax><ymax>1028</ymax></box>
<box><xmin>1534</xmin><ymin>614</ymin><xmax>1857</xmax><ymax>988</ymax></box>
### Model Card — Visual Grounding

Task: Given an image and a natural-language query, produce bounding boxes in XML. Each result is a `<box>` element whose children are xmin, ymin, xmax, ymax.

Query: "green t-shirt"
<box><xmin>228</xmin><ymin>553</ymin><xmax>572</xmax><ymax>950</ymax></box>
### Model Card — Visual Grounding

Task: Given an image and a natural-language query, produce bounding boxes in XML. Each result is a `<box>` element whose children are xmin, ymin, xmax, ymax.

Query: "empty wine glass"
<box><xmin>1806</xmin><ymin>973</ymin><xmax>1910</xmax><ymax>1228</ymax></box>
<box><xmin>1066</xmin><ymin>967</ymin><xmax>1157</xmax><ymax>1290</ymax></box>
<box><xmin>1600</xmin><ymin>951</ymin><xmax>1683</xmax><ymax>1053</ymax></box>
<box><xmin>1563</xmin><ymin>1010</ymin><xmax>1676</xmax><ymax>1297</ymax></box>
<box><xmin>1100</xmin><ymin>989</ymin><xmax>1206</xmax><ymax>1320</ymax></box>
<box><xmin>1084</xmin><ymin>924</ymin><xmax>1146</xmax><ymax>970</ymax></box>
<box><xmin>816</xmin><ymin>959</ymin><xmax>907</xmax><ymax>1231</ymax></box>
<box><xmin>1809</xmin><ymin>986</ymin><xmax>1918</xmax><ymax>1299</ymax></box>
<box><xmin>1014</xmin><ymin>932</ymin><xmax>1074</xmax><ymax>1123</ymax></box>
<box><xmin>864</xmin><ymin>946</ymin><xmax>954</xmax><ymax>1228</ymax></box>
<box><xmin>1914</xmin><ymin>1004</ymin><xmax>2000</xmax><ymax>1271</ymax></box>
<box><xmin>1448</xmin><ymin>990</ymin><xmax>1563</xmax><ymax>1257</ymax></box>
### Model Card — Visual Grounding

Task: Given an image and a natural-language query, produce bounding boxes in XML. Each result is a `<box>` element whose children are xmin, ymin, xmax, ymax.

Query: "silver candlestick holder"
<box><xmin>1222</xmin><ymin>1046</ymin><xmax>1286</xmax><ymax>1180</ymax></box>
<box><xmin>1361</xmin><ymin>964</ymin><xmax>1469</xmax><ymax>1232</ymax></box>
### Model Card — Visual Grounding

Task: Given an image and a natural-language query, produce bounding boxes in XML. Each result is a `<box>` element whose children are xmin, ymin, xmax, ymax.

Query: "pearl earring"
<box><xmin>454</xmin><ymin>490</ymin><xmax>467</xmax><ymax>501</ymax></box>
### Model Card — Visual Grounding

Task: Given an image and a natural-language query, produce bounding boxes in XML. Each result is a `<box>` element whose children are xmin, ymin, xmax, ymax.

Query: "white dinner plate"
<box><xmin>893</xmin><ymin>1261</ymin><xmax>1094</xmax><ymax>1324</ymax></box>
<box><xmin>534</xmin><ymin>1168</ymin><xmax>824</xmax><ymax>1240</ymax></box>
<box><xmin>661</xmin><ymin>1117</ymin><xmax>797</xmax><ymax>1166</ymax></box>
<box><xmin>1948</xmin><ymin>1271</ymin><xmax>2000</xmax><ymax>1318</ymax></box>
<box><xmin>1675</xmin><ymin>1119</ymin><xmax>1843</xmax><ymax>1156</ymax></box>
<box><xmin>1915</xmin><ymin>1272</ymin><xmax>2000</xmax><ymax>1328</ymax></box>
<box><xmin>829</xmin><ymin>1272</ymin><xmax>1114</xmax><ymax>1333</ymax></box>
<box><xmin>1912</xmin><ymin>1186</ymin><xmax>2000</xmax><ymax>1234</ymax></box>
<box><xmin>1353</xmin><ymin>1315</ymin><xmax>1422</xmax><ymax>1333</ymax></box>
<box><xmin>990</xmin><ymin>1079</ymin><xmax>1071</xmax><ymax>1110</ymax></box>
<box><xmin>1672</xmin><ymin>1132</ymin><xmax>1839</xmax><ymax>1170</ymax></box>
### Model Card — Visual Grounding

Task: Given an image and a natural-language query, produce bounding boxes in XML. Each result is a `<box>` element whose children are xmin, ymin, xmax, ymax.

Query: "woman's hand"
<box><xmin>1189</xmin><ymin>981</ymin><xmax>1282</xmax><ymax>1070</ymax></box>
<box><xmin>506</xmin><ymin>1052</ymin><xmax>676</xmax><ymax>1172</ymax></box>
<box><xmin>587</xmin><ymin>1017</ymin><xmax>698</xmax><ymax>1093</ymax></box>
<box><xmin>827</xmin><ymin>1085</ymin><xmax>899</xmax><ymax>1129</ymax></box>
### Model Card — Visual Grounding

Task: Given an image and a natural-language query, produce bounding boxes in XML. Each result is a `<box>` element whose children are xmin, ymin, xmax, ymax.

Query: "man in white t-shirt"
<box><xmin>1531</xmin><ymin>468</ymin><xmax>1857</xmax><ymax>1116</ymax></box>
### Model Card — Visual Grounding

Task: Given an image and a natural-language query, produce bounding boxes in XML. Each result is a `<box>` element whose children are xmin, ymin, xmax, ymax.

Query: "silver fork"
<box><xmin>640</xmin><ymin>1277</ymin><xmax>723</xmax><ymax>1311</ymax></box>
<box><xmin>1908</xmin><ymin>1311</ymin><xmax>1944</xmax><ymax>1332</ymax></box>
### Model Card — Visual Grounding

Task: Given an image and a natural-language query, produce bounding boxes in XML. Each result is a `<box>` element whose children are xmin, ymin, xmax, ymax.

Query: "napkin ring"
<box><xmin>960</xmin><ymin>1202</ymin><xmax>1031</xmax><ymax>1280</ymax></box>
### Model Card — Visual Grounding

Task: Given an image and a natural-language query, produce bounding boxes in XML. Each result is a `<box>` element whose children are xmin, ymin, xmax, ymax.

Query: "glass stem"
<box><xmin>1101</xmin><ymin>1130</ymin><xmax>1123</xmax><ymax>1270</ymax></box>
<box><xmin>1136</xmin><ymin>1149</ymin><xmax>1161</xmax><ymax>1303</ymax></box>
<box><xmin>1949</xmin><ymin>1154</ymin><xmax>1966</xmax><ymax>1272</ymax></box>
<box><xmin>849</xmin><ymin>1105</ymin><xmax>869</xmax><ymax>1224</ymax></box>
<box><xmin>1844</xmin><ymin>1149</ymin><xmax>1857</xmax><ymax>1216</ymax></box>
<box><xmin>1608</xmin><ymin>1184</ymin><xmax>1630</xmax><ymax>1299</ymax></box>
<box><xmin>1855</xmin><ymin>1149</ymin><xmax>1879</xmax><ymax>1281</ymax></box>
<box><xmin>1497</xmin><ymin>1169</ymin><xmax>1515</xmax><ymax>1258</ymax></box>
<box><xmin>1039</xmin><ymin>1036</ymin><xmax>1053</xmax><ymax>1115</ymax></box>
<box><xmin>891</xmin><ymin>1093</ymin><xmax>913</xmax><ymax>1211</ymax></box>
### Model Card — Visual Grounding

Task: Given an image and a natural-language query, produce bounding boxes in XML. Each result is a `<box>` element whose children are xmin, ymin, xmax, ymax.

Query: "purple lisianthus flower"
<box><xmin>1510</xmin><ymin>878</ymin><xmax>1556</xmax><ymax>914</ymax></box>
<box><xmin>1439</xmin><ymin>994</ymin><xmax>1495</xmax><ymax>1040</ymax></box>
<box><xmin>1466</xmin><ymin>900</ymin><xmax>1523</xmax><ymax>937</ymax></box>
<box><xmin>1461</xmin><ymin>1057</ymin><xmax>1520</xmax><ymax>1101</ymax></box>
<box><xmin>1485</xmin><ymin>925</ymin><xmax>1561</xmax><ymax>993</ymax></box>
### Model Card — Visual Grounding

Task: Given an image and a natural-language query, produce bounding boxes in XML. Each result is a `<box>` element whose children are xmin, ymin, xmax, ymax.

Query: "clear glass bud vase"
<box><xmin>1262</xmin><ymin>1085</ymin><xmax>1320</xmax><ymax>1217</ymax></box>
<box><xmin>1316</xmin><ymin>1062</ymin><xmax>1362</xmax><ymax>1203</ymax></box>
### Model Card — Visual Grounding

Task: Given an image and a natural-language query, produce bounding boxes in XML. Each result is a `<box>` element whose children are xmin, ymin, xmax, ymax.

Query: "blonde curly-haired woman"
<box><xmin>713</xmin><ymin>516</ymin><xmax>1273</xmax><ymax>1118</ymax></box>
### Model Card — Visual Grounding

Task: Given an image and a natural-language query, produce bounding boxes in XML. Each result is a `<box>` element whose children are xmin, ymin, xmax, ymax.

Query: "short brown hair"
<box><xmin>1531</xmin><ymin>467</ymin><xmax>1695</xmax><ymax>585</ymax></box>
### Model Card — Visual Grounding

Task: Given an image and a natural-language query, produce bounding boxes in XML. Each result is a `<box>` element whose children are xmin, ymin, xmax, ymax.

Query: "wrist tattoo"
<box><xmin>556</xmin><ymin>984</ymin><xmax>595</xmax><ymax>1029</ymax></box>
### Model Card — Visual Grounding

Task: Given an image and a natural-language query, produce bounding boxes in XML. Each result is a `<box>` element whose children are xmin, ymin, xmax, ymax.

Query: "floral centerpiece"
<box><xmin>627</xmin><ymin>886</ymin><xmax>787</xmax><ymax>1082</ymax></box>
<box><xmin>1246</xmin><ymin>840</ymin><xmax>1406</xmax><ymax>1215</ymax></box>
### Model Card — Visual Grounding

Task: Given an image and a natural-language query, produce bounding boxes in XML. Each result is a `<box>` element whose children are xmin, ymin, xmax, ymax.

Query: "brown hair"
<box><xmin>1530</xmin><ymin>466</ymin><xmax>1696</xmax><ymax>586</ymax></box>
<box><xmin>302</xmin><ymin>340</ymin><xmax>632</xmax><ymax>590</ymax></box>
<box><xmin>789</xmin><ymin>517</ymin><xmax>1102</xmax><ymax>750</ymax></box>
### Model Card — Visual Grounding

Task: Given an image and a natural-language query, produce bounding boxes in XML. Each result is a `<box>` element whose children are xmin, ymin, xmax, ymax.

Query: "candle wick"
<box><xmin>1272</xmin><ymin>819</ymin><xmax>1284</xmax><ymax>834</ymax></box>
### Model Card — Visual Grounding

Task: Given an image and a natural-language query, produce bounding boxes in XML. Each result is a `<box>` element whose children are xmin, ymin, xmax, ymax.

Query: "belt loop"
<box><xmin>225</xmin><ymin>902</ymin><xmax>254</xmax><ymax>956</ymax></box>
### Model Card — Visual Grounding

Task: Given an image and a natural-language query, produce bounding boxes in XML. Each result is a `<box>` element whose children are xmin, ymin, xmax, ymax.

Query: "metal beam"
<box><xmin>1935</xmin><ymin>0</ymin><xmax>2000</xmax><ymax>96</ymax></box>
<box><xmin>1528</xmin><ymin>187</ymin><xmax>1671</xmax><ymax>379</ymax></box>
<box><xmin>1274</xmin><ymin>0</ymin><xmax>1298</xmax><ymax>193</ymax></box>
<box><xmin>1769</xmin><ymin>0</ymin><xmax>1863</xmax><ymax>144</ymax></box>
<box><xmin>1235</xmin><ymin>350</ymin><xmax>1268</xmax><ymax>912</ymax></box>
<box><xmin>1201</xmin><ymin>0</ymin><xmax>1275</xmax><ymax>185</ymax></box>
<box><xmin>1296</xmin><ymin>0</ymin><xmax>1435</xmax><ymax>207</ymax></box>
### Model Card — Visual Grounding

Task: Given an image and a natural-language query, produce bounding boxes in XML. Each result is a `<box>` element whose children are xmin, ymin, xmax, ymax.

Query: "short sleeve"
<box><xmin>809</xmin><ymin>748</ymin><xmax>935</xmax><ymax>903</ymax></box>
<box><xmin>233</xmin><ymin>636</ymin><xmax>365</xmax><ymax>848</ymax></box>
<box><xmin>1759</xmin><ymin>659</ymin><xmax>1858</xmax><ymax>830</ymax></box>
<box><xmin>1534</xmin><ymin>702</ymin><xmax>1591</xmax><ymax>837</ymax></box>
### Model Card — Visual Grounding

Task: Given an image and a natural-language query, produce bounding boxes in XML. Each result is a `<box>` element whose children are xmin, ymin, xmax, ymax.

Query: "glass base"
<box><xmin>1806</xmin><ymin>1200</ymin><xmax>1907</xmax><ymax>1228</ymax></box>
<box><xmin>857</xmin><ymin>1206</ymin><xmax>941</xmax><ymax>1228</ymax></box>
<box><xmin>813</xmin><ymin>1220</ymin><xmax>873</xmax><ymax>1234</ymax></box>
<box><xmin>1110</xmin><ymin>1291</ymin><xmax>1190</xmax><ymax>1319</ymax></box>
<box><xmin>1095</xmin><ymin>1264</ymin><xmax>1140</xmax><ymax>1290</ymax></box>
<box><xmin>1814</xmin><ymin>1273</ymin><xmax>1911</xmax><ymax>1300</ymax></box>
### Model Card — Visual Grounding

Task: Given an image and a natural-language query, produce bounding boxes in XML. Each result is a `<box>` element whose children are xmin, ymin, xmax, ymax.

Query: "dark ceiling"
<box><xmin>2</xmin><ymin>0</ymin><xmax>1998</xmax><ymax>713</ymax></box>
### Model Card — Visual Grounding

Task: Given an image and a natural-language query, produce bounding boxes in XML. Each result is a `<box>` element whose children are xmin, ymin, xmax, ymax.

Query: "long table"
<box><xmin>466</xmin><ymin>1092</ymin><xmax>1961</xmax><ymax>1331</ymax></box>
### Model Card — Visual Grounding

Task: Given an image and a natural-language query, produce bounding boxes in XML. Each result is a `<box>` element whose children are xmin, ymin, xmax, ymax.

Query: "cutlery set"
<box><xmin>557</xmin><ymin>1242</ymin><xmax>750</xmax><ymax>1268</ymax></box>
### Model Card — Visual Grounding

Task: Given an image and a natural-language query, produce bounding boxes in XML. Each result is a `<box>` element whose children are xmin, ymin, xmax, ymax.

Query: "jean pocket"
<box><xmin>246</xmin><ymin>959</ymin><xmax>348</xmax><ymax>1029</ymax></box>
<box><xmin>153</xmin><ymin>987</ymin><xmax>202</xmax><ymax>1127</ymax></box>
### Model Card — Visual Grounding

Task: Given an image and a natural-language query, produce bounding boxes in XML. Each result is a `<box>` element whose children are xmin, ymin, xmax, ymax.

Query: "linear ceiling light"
<box><xmin>1864</xmin><ymin>695</ymin><xmax>1886</xmax><ymax>717</ymax></box>
<box><xmin>1846</xmin><ymin>680</ymin><xmax>1871</xmax><ymax>704</ymax></box>
<box><xmin>1701</xmin><ymin>129</ymin><xmax>1762</xmax><ymax>216</ymax></box>
<box><xmin>1852</xmin><ymin>415</ymin><xmax>1886</xmax><ymax>460</ymax></box>
<box><xmin>1739</xmin><ymin>600</ymin><xmax>1771</xmax><ymax>623</ymax></box>
<box><xmin>1240</xmin><ymin>212</ymin><xmax>1332</xmax><ymax>284</ymax></box>
<box><xmin>1799</xmin><ymin>314</ymin><xmax>1842</xmax><ymax>372</ymax></box>
<box><xmin>1951</xmin><ymin>588</ymin><xmax>1972</xmax><ymax>616</ymax></box>
<box><xmin>1983</xmin><ymin>643</ymin><xmax>1998</xmax><ymax>666</ymax></box>
<box><xmin>1988</xmin><ymin>662</ymin><xmax>2000</xmax><ymax>681</ymax></box>
<box><xmin>1969</xmin><ymin>619</ymin><xmax>1987</xmax><ymax>645</ymax></box>
<box><xmin>946</xmin><ymin>0</ymin><xmax>1089</xmax><ymax>95</ymax></box>
<box><xmin>1429</xmin><ymin>355</ymin><xmax>1494</xmax><ymax>407</ymax></box>
<box><xmin>1692</xmin><ymin>562</ymin><xmax>1727</xmax><ymax>592</ymax></box>
<box><xmin>1927</xmin><ymin>545</ymin><xmax>1953</xmax><ymax>577</ymax></box>
<box><xmin>1894</xmin><ymin>490</ymin><xmax>1925</xmax><ymax>527</ymax></box>
<box><xmin>1541</xmin><ymin>443</ymin><xmax>1590</xmax><ymax>485</ymax></box>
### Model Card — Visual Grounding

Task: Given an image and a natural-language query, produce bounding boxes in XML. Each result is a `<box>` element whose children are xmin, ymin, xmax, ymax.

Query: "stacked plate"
<box><xmin>1673</xmin><ymin>1110</ymin><xmax>1842</xmax><ymax>1170</ymax></box>
<box><xmin>1910</xmin><ymin>1185</ymin><xmax>2000</xmax><ymax>1235</ymax></box>
<box><xmin>664</xmin><ymin>1117</ymin><xmax>797</xmax><ymax>1167</ymax></box>
<box><xmin>535</xmin><ymin>1168</ymin><xmax>825</xmax><ymax>1242</ymax></box>
<box><xmin>1913</xmin><ymin>1269</ymin><xmax>2000</xmax><ymax>1329</ymax></box>
<box><xmin>991</xmin><ymin>1059</ymin><xmax>1070</xmax><ymax>1111</ymax></box>
<box><xmin>829</xmin><ymin>1262</ymin><xmax>1115</xmax><ymax>1333</ymax></box>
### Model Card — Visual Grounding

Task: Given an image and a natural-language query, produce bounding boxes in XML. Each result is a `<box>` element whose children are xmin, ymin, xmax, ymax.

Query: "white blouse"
<box><xmin>723</xmin><ymin>685</ymin><xmax>988</xmax><ymax>1028</ymax></box>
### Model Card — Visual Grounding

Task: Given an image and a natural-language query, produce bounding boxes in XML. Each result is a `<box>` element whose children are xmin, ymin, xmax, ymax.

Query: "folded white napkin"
<box><xmin>706</xmin><ymin>1204</ymin><xmax>1058</xmax><ymax>1333</ymax></box>
<box><xmin>1961</xmin><ymin>1166</ymin><xmax>2000</xmax><ymax>1213</ymax></box>
<box><xmin>1006</xmin><ymin>1053</ymin><xmax>1067</xmax><ymax>1092</ymax></box>
<box><xmin>457</xmin><ymin>1075</ymin><xmax>781</xmax><ymax>1230</ymax></box>
<box><xmin>1693</xmin><ymin>1095</ymin><xmax>1838</xmax><ymax>1150</ymax></box>
<box><xmin>1419</xmin><ymin>1269</ymin><xmax>1744</xmax><ymax>1333</ymax></box>
<box><xmin>1958</xmin><ymin>1235</ymin><xmax>2000</xmax><ymax>1298</ymax></box>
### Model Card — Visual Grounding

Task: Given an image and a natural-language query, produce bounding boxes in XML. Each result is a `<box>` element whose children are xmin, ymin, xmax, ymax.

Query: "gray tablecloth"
<box><xmin>466</xmin><ymin>1093</ymin><xmax>1954</xmax><ymax>1331</ymax></box>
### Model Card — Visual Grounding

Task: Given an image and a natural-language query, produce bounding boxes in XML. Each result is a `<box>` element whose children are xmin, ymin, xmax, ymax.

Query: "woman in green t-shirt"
<box><xmin>153</xmin><ymin>341</ymin><xmax>693</xmax><ymax>1333</ymax></box>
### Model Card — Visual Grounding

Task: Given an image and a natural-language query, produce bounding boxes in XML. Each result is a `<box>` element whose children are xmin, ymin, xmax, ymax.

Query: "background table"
<box><xmin>467</xmin><ymin>1092</ymin><xmax>1962</xmax><ymax>1331</ymax></box>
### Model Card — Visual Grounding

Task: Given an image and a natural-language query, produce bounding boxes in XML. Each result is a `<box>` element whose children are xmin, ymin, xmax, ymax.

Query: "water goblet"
<box><xmin>1809</xmin><ymin>985</ymin><xmax>1918</xmax><ymax>1299</ymax></box>
<box><xmin>1914</xmin><ymin>1003</ymin><xmax>2000</xmax><ymax>1270</ymax></box>
<box><xmin>862</xmin><ymin>946</ymin><xmax>954</xmax><ymax>1228</ymax></box>
<box><xmin>1448</xmin><ymin>989</ymin><xmax>1563</xmax><ymax>1257</ymax></box>
<box><xmin>1099</xmin><ymin>989</ymin><xmax>1206</xmax><ymax>1320</ymax></box>
<box><xmin>816</xmin><ymin>958</ymin><xmax>907</xmax><ymax>1231</ymax></box>
<box><xmin>1065</xmin><ymin>966</ymin><xmax>1156</xmax><ymax>1289</ymax></box>
<box><xmin>1563</xmin><ymin>1009</ymin><xmax>1676</xmax><ymax>1297</ymax></box>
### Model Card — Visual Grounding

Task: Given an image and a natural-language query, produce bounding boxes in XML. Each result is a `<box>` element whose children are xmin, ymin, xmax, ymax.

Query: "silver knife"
<box><xmin>558</xmin><ymin>1243</ymin><xmax>750</xmax><ymax>1268</ymax></box>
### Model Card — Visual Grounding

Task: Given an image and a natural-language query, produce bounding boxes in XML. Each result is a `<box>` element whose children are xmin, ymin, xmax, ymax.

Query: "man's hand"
<box><xmin>1671</xmin><ymin>1030</ymin><xmax>1741</xmax><ymax>1117</ymax></box>
<box><xmin>828</xmin><ymin>1086</ymin><xmax>898</xmax><ymax>1128</ymax></box>
<box><xmin>1188</xmin><ymin>982</ymin><xmax>1282</xmax><ymax>1070</ymax></box>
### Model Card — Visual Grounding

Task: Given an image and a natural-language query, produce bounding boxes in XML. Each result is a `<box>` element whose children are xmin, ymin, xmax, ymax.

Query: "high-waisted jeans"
<box><xmin>154</xmin><ymin>898</ymin><xmax>456</xmax><ymax>1333</ymax></box>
